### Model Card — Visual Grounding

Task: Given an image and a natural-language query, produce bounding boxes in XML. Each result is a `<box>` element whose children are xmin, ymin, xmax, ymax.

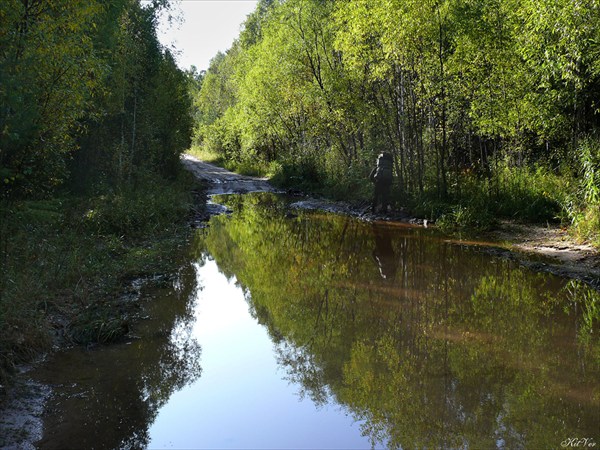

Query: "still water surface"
<box><xmin>147</xmin><ymin>258</ymin><xmax>368</xmax><ymax>449</ymax></box>
<box><xmin>35</xmin><ymin>193</ymin><xmax>599</xmax><ymax>449</ymax></box>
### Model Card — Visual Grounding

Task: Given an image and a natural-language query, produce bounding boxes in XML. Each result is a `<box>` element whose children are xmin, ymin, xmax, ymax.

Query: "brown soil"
<box><xmin>181</xmin><ymin>155</ymin><xmax>279</xmax><ymax>195</ymax></box>
<box><xmin>484</xmin><ymin>221</ymin><xmax>600</xmax><ymax>288</ymax></box>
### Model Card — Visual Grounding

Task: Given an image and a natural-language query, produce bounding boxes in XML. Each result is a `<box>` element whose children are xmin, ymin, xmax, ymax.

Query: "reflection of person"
<box><xmin>369</xmin><ymin>152</ymin><xmax>393</xmax><ymax>213</ymax></box>
<box><xmin>372</xmin><ymin>226</ymin><xmax>397</xmax><ymax>280</ymax></box>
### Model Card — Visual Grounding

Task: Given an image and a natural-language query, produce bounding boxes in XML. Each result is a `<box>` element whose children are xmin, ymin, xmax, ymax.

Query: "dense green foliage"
<box><xmin>0</xmin><ymin>0</ymin><xmax>195</xmax><ymax>381</ymax></box>
<box><xmin>0</xmin><ymin>0</ymin><xmax>193</xmax><ymax>196</ymax></box>
<box><xmin>195</xmin><ymin>193</ymin><xmax>599</xmax><ymax>448</ymax></box>
<box><xmin>193</xmin><ymin>0</ymin><xmax>600</xmax><ymax>239</ymax></box>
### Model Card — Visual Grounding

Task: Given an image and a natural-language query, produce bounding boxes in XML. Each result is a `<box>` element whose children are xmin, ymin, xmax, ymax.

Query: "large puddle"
<box><xmin>34</xmin><ymin>193</ymin><xmax>599</xmax><ymax>449</ymax></box>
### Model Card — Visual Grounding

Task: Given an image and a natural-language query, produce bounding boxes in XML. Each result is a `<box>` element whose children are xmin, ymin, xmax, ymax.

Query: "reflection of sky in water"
<box><xmin>148</xmin><ymin>257</ymin><xmax>370</xmax><ymax>449</ymax></box>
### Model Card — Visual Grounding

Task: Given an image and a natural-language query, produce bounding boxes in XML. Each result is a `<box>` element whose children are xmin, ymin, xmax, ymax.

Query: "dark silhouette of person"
<box><xmin>369</xmin><ymin>152</ymin><xmax>393</xmax><ymax>213</ymax></box>
<box><xmin>372</xmin><ymin>225</ymin><xmax>397</xmax><ymax>280</ymax></box>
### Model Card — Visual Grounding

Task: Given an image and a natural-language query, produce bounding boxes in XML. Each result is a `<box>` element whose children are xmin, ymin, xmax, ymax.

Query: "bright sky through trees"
<box><xmin>157</xmin><ymin>0</ymin><xmax>258</xmax><ymax>71</ymax></box>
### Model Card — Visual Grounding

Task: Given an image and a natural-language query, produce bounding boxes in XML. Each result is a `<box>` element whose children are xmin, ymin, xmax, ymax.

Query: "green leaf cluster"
<box><xmin>0</xmin><ymin>0</ymin><xmax>196</xmax><ymax>384</ymax></box>
<box><xmin>0</xmin><ymin>0</ymin><xmax>194</xmax><ymax>198</ymax></box>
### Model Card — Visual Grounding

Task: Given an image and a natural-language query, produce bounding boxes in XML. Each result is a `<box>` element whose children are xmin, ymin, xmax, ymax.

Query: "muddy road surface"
<box><xmin>182</xmin><ymin>154</ymin><xmax>279</xmax><ymax>195</ymax></box>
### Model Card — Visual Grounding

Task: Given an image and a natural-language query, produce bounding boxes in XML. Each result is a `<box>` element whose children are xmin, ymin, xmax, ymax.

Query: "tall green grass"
<box><xmin>188</xmin><ymin>145</ymin><xmax>272</xmax><ymax>178</ymax></box>
<box><xmin>187</xmin><ymin>145</ymin><xmax>225</xmax><ymax>166</ymax></box>
<box><xmin>564</xmin><ymin>136</ymin><xmax>600</xmax><ymax>246</ymax></box>
<box><xmin>434</xmin><ymin>163</ymin><xmax>567</xmax><ymax>231</ymax></box>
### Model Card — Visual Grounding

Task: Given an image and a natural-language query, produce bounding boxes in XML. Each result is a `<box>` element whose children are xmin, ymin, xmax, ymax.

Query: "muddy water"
<box><xmin>34</xmin><ymin>193</ymin><xmax>599</xmax><ymax>449</ymax></box>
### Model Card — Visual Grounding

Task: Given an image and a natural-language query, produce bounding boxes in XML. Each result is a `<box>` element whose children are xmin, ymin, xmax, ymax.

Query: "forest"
<box><xmin>0</xmin><ymin>0</ymin><xmax>194</xmax><ymax>382</ymax></box>
<box><xmin>192</xmin><ymin>0</ymin><xmax>600</xmax><ymax>238</ymax></box>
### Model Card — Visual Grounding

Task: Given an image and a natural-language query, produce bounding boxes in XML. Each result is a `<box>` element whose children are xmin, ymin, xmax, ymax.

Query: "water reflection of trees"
<box><xmin>197</xmin><ymin>193</ymin><xmax>600</xmax><ymax>450</ymax></box>
<box><xmin>35</xmin><ymin>262</ymin><xmax>202</xmax><ymax>450</ymax></box>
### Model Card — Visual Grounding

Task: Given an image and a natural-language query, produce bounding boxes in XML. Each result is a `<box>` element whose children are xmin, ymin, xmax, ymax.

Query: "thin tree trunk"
<box><xmin>128</xmin><ymin>88</ymin><xmax>138</xmax><ymax>184</ymax></box>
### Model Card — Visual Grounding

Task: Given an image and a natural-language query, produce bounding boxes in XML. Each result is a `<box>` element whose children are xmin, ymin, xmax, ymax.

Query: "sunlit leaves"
<box><xmin>194</xmin><ymin>0</ymin><xmax>600</xmax><ymax>215</ymax></box>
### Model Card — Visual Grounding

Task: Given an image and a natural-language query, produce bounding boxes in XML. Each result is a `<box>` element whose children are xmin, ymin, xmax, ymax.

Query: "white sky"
<box><xmin>157</xmin><ymin>0</ymin><xmax>258</xmax><ymax>72</ymax></box>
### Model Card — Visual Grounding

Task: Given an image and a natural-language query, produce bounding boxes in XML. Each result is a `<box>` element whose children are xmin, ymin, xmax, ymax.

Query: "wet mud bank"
<box><xmin>0</xmin><ymin>373</ymin><xmax>50</xmax><ymax>450</ymax></box>
<box><xmin>0</xmin><ymin>271</ymin><xmax>190</xmax><ymax>449</ymax></box>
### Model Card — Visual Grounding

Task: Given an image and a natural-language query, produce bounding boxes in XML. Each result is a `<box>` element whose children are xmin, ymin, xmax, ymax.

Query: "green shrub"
<box><xmin>82</xmin><ymin>178</ymin><xmax>191</xmax><ymax>237</ymax></box>
<box><xmin>492</xmin><ymin>162</ymin><xmax>565</xmax><ymax>222</ymax></box>
<box><xmin>564</xmin><ymin>136</ymin><xmax>600</xmax><ymax>246</ymax></box>
<box><xmin>69</xmin><ymin>307</ymin><xmax>129</xmax><ymax>345</ymax></box>
<box><xmin>269</xmin><ymin>157</ymin><xmax>325</xmax><ymax>192</ymax></box>
<box><xmin>437</xmin><ymin>204</ymin><xmax>496</xmax><ymax>231</ymax></box>
<box><xmin>405</xmin><ymin>161</ymin><xmax>565</xmax><ymax>231</ymax></box>
<box><xmin>188</xmin><ymin>145</ymin><xmax>225</xmax><ymax>166</ymax></box>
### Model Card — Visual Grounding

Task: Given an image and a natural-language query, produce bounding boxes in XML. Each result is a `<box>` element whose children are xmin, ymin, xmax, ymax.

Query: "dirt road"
<box><xmin>182</xmin><ymin>154</ymin><xmax>278</xmax><ymax>195</ymax></box>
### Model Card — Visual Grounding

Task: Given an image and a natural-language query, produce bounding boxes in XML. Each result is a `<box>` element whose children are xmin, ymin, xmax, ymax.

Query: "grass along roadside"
<box><xmin>0</xmin><ymin>170</ymin><xmax>202</xmax><ymax>391</ymax></box>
